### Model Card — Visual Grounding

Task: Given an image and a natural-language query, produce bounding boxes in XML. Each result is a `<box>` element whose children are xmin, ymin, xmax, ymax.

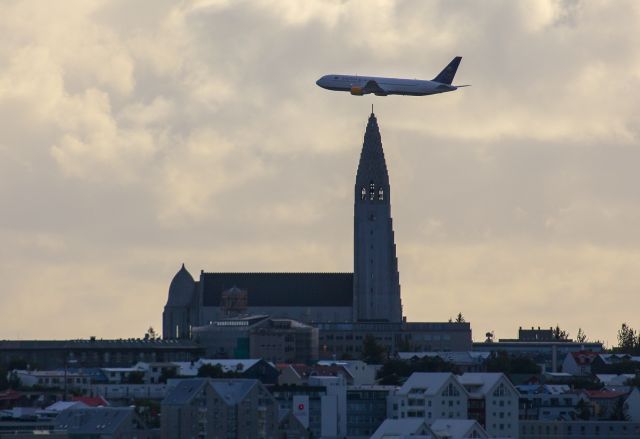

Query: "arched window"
<box><xmin>378</xmin><ymin>187</ymin><xmax>384</xmax><ymax>200</ymax></box>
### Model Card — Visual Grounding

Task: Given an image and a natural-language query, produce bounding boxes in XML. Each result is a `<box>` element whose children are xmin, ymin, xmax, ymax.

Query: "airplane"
<box><xmin>315</xmin><ymin>56</ymin><xmax>469</xmax><ymax>96</ymax></box>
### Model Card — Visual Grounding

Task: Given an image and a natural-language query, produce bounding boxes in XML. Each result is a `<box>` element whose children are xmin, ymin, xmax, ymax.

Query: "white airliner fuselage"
<box><xmin>316</xmin><ymin>56</ymin><xmax>467</xmax><ymax>97</ymax></box>
<box><xmin>316</xmin><ymin>75</ymin><xmax>457</xmax><ymax>96</ymax></box>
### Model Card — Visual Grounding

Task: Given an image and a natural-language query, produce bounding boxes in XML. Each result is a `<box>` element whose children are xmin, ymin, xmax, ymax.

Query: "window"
<box><xmin>361</xmin><ymin>187</ymin><xmax>366</xmax><ymax>200</ymax></box>
<box><xmin>378</xmin><ymin>187</ymin><xmax>384</xmax><ymax>200</ymax></box>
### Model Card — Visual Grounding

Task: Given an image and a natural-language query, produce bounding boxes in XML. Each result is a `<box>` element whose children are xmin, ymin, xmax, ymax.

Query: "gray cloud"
<box><xmin>0</xmin><ymin>0</ymin><xmax>639</xmax><ymax>344</ymax></box>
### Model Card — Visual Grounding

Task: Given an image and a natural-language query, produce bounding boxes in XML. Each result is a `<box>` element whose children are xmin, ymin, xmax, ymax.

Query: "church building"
<box><xmin>163</xmin><ymin>112</ymin><xmax>402</xmax><ymax>339</ymax></box>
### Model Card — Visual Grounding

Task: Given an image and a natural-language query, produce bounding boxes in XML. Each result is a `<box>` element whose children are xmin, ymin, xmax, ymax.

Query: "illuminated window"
<box><xmin>378</xmin><ymin>187</ymin><xmax>384</xmax><ymax>200</ymax></box>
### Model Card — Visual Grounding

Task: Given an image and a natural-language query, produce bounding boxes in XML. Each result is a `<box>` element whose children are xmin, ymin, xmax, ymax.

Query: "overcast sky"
<box><xmin>1</xmin><ymin>0</ymin><xmax>639</xmax><ymax>345</ymax></box>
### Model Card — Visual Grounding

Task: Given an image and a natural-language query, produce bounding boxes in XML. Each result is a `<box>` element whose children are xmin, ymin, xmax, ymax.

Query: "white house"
<box><xmin>389</xmin><ymin>373</ymin><xmax>469</xmax><ymax>423</ymax></box>
<box><xmin>561</xmin><ymin>351</ymin><xmax>598</xmax><ymax>376</ymax></box>
<box><xmin>456</xmin><ymin>373</ymin><xmax>519</xmax><ymax>439</ymax></box>
<box><xmin>624</xmin><ymin>387</ymin><xmax>640</xmax><ymax>422</ymax></box>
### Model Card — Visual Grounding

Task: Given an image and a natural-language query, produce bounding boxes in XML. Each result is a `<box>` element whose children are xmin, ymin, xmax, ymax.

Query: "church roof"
<box><xmin>201</xmin><ymin>272</ymin><xmax>353</xmax><ymax>307</ymax></box>
<box><xmin>166</xmin><ymin>263</ymin><xmax>196</xmax><ymax>307</ymax></box>
<box><xmin>355</xmin><ymin>112</ymin><xmax>389</xmax><ymax>187</ymax></box>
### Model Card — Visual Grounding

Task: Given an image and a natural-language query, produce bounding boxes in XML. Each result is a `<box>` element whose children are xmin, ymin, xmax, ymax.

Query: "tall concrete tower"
<box><xmin>353</xmin><ymin>112</ymin><xmax>402</xmax><ymax>322</ymax></box>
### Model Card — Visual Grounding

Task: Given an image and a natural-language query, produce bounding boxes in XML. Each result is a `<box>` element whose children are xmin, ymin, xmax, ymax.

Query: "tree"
<box><xmin>144</xmin><ymin>327</ymin><xmax>158</xmax><ymax>341</ymax></box>
<box><xmin>617</xmin><ymin>323</ymin><xmax>638</xmax><ymax>354</ymax></box>
<box><xmin>576</xmin><ymin>399</ymin><xmax>591</xmax><ymax>420</ymax></box>
<box><xmin>485</xmin><ymin>351</ymin><xmax>541</xmax><ymax>375</ymax></box>
<box><xmin>553</xmin><ymin>325</ymin><xmax>569</xmax><ymax>341</ymax></box>
<box><xmin>377</xmin><ymin>356</ymin><xmax>459</xmax><ymax>385</ymax></box>
<box><xmin>197</xmin><ymin>364</ymin><xmax>238</xmax><ymax>378</ymax></box>
<box><xmin>576</xmin><ymin>328</ymin><xmax>587</xmax><ymax>343</ymax></box>
<box><xmin>361</xmin><ymin>334</ymin><xmax>386</xmax><ymax>364</ymax></box>
<box><xmin>608</xmin><ymin>398</ymin><xmax>629</xmax><ymax>421</ymax></box>
<box><xmin>455</xmin><ymin>313</ymin><xmax>465</xmax><ymax>323</ymax></box>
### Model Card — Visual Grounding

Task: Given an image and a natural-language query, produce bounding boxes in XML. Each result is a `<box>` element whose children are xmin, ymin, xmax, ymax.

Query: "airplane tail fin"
<box><xmin>432</xmin><ymin>56</ymin><xmax>462</xmax><ymax>85</ymax></box>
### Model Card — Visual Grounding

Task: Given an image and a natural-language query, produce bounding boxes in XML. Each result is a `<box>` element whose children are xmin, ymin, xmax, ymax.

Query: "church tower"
<box><xmin>353</xmin><ymin>112</ymin><xmax>402</xmax><ymax>322</ymax></box>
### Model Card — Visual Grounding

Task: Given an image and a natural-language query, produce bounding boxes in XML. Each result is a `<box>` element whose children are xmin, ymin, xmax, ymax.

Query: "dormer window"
<box><xmin>378</xmin><ymin>187</ymin><xmax>384</xmax><ymax>200</ymax></box>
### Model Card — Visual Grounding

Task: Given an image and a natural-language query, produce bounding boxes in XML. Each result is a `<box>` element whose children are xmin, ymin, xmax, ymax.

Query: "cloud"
<box><xmin>0</xmin><ymin>0</ymin><xmax>639</xmax><ymax>344</ymax></box>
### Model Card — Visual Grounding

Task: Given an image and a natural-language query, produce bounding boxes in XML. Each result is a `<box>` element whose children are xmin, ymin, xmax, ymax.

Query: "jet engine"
<box><xmin>350</xmin><ymin>86</ymin><xmax>364</xmax><ymax>96</ymax></box>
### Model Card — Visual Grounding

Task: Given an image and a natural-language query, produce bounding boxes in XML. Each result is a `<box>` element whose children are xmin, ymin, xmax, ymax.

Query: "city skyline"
<box><xmin>1</xmin><ymin>1</ymin><xmax>640</xmax><ymax>346</ymax></box>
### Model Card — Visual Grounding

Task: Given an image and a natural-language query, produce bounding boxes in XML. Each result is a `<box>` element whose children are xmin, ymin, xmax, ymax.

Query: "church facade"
<box><xmin>163</xmin><ymin>113</ymin><xmax>403</xmax><ymax>339</ymax></box>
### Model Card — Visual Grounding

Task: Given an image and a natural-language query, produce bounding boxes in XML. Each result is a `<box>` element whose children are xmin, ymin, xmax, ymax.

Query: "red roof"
<box><xmin>0</xmin><ymin>389</ymin><xmax>21</xmax><ymax>401</ymax></box>
<box><xmin>584</xmin><ymin>390</ymin><xmax>627</xmax><ymax>400</ymax></box>
<box><xmin>571</xmin><ymin>351</ymin><xmax>599</xmax><ymax>366</ymax></box>
<box><xmin>72</xmin><ymin>396</ymin><xmax>109</xmax><ymax>407</ymax></box>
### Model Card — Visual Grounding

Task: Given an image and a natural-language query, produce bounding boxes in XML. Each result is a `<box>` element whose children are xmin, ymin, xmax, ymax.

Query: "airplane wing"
<box><xmin>363</xmin><ymin>79</ymin><xmax>388</xmax><ymax>96</ymax></box>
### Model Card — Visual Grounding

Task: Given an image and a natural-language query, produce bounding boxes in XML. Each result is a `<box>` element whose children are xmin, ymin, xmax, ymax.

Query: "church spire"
<box><xmin>355</xmin><ymin>112</ymin><xmax>390</xmax><ymax>191</ymax></box>
<box><xmin>353</xmin><ymin>112</ymin><xmax>402</xmax><ymax>323</ymax></box>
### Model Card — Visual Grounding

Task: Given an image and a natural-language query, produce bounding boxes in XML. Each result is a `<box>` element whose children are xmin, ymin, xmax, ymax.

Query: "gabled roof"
<box><xmin>0</xmin><ymin>389</ymin><xmax>22</xmax><ymax>401</ymax></box>
<box><xmin>570</xmin><ymin>351</ymin><xmax>599</xmax><ymax>365</ymax></box>
<box><xmin>398</xmin><ymin>373</ymin><xmax>458</xmax><ymax>396</ymax></box>
<box><xmin>45</xmin><ymin>401</ymin><xmax>88</xmax><ymax>412</ymax></box>
<box><xmin>209</xmin><ymin>379</ymin><xmax>259</xmax><ymax>406</ymax></box>
<box><xmin>162</xmin><ymin>378</ymin><xmax>208</xmax><ymax>405</ymax></box>
<box><xmin>54</xmin><ymin>407</ymin><xmax>138</xmax><ymax>435</ymax></box>
<box><xmin>72</xmin><ymin>396</ymin><xmax>109</xmax><ymax>407</ymax></box>
<box><xmin>431</xmin><ymin>419</ymin><xmax>489</xmax><ymax>438</ymax></box>
<box><xmin>370</xmin><ymin>418</ymin><xmax>432</xmax><ymax>439</ymax></box>
<box><xmin>583</xmin><ymin>389</ymin><xmax>628</xmax><ymax>400</ymax></box>
<box><xmin>456</xmin><ymin>373</ymin><xmax>512</xmax><ymax>398</ymax></box>
<box><xmin>598</xmin><ymin>354</ymin><xmax>640</xmax><ymax>364</ymax></box>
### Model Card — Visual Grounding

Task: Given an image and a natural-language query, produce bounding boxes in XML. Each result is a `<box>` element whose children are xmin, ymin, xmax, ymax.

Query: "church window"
<box><xmin>361</xmin><ymin>187</ymin><xmax>367</xmax><ymax>200</ymax></box>
<box><xmin>378</xmin><ymin>187</ymin><xmax>384</xmax><ymax>200</ymax></box>
<box><xmin>369</xmin><ymin>182</ymin><xmax>375</xmax><ymax>200</ymax></box>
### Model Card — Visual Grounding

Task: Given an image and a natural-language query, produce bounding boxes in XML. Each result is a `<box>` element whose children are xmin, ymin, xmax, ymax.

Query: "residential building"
<box><xmin>270</xmin><ymin>385</ymin><xmax>325</xmax><ymax>438</ymax></box>
<box><xmin>473</xmin><ymin>341</ymin><xmax>603</xmax><ymax>373</ymax></box>
<box><xmin>317</xmin><ymin>360</ymin><xmax>378</xmax><ymax>385</ymax></box>
<box><xmin>625</xmin><ymin>387</ymin><xmax>640</xmax><ymax>422</ymax></box>
<box><xmin>347</xmin><ymin>385</ymin><xmax>395</xmax><ymax>437</ymax></box>
<box><xmin>456</xmin><ymin>373</ymin><xmax>519</xmax><ymax>438</ymax></box>
<box><xmin>516</xmin><ymin>384</ymin><xmax>580</xmax><ymax>420</ymax></box>
<box><xmin>161</xmin><ymin>378</ymin><xmax>278</xmax><ymax>439</ymax></box>
<box><xmin>309</xmin><ymin>375</ymin><xmax>347</xmax><ymax>438</ymax></box>
<box><xmin>562</xmin><ymin>351</ymin><xmax>599</xmax><ymax>376</ymax></box>
<box><xmin>11</xmin><ymin>370</ymin><xmax>92</xmax><ymax>392</ymax></box>
<box><xmin>276</xmin><ymin>363</ymin><xmax>354</xmax><ymax>386</ymax></box>
<box><xmin>173</xmin><ymin>358</ymin><xmax>279</xmax><ymax>384</ymax></box>
<box><xmin>54</xmin><ymin>406</ymin><xmax>152</xmax><ymax>439</ymax></box>
<box><xmin>389</xmin><ymin>373</ymin><xmax>469</xmax><ymax>423</ymax></box>
<box><xmin>0</xmin><ymin>339</ymin><xmax>203</xmax><ymax>369</ymax></box>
